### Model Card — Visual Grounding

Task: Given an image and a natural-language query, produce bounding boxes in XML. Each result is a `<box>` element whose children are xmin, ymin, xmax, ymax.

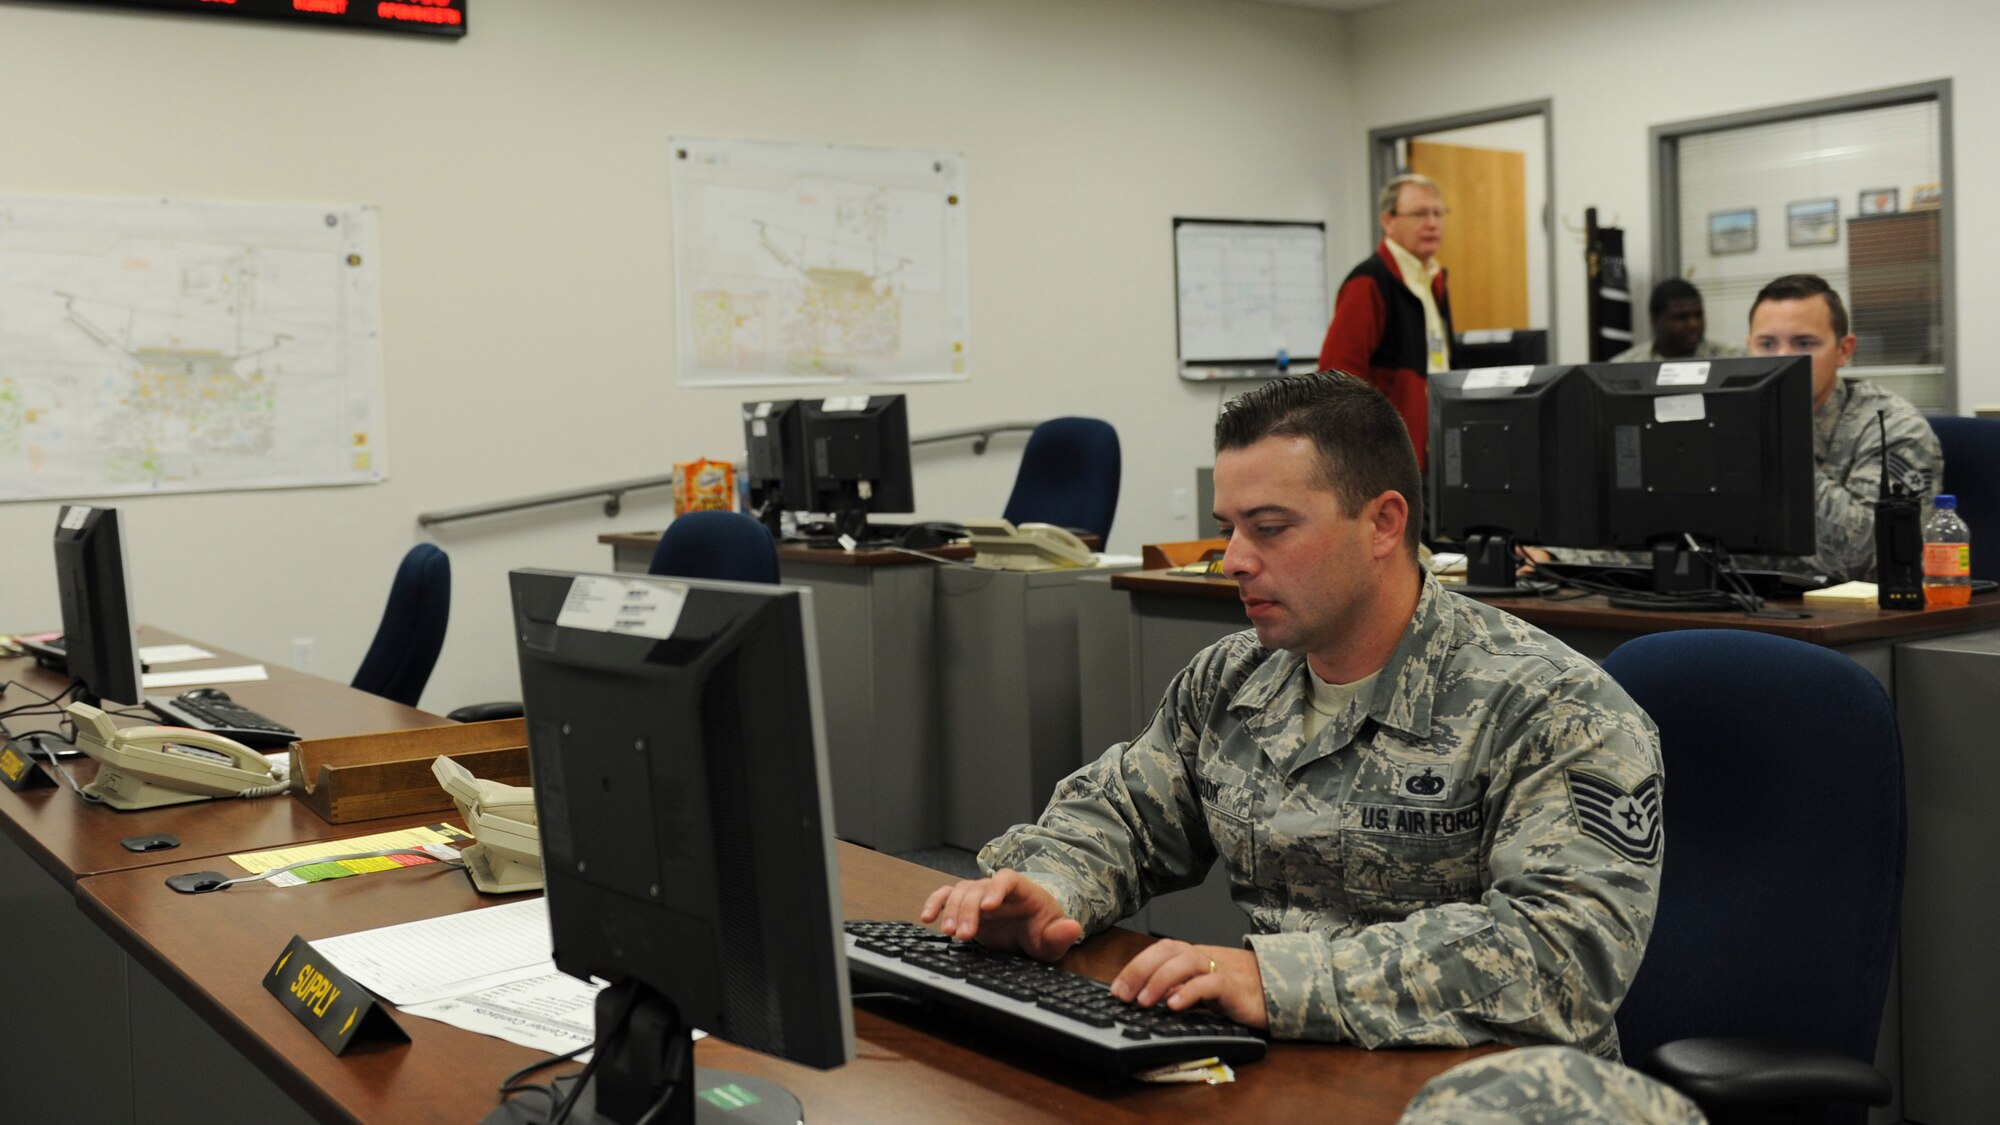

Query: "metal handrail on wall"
<box><xmin>414</xmin><ymin>420</ymin><xmax>1042</xmax><ymax>529</ymax></box>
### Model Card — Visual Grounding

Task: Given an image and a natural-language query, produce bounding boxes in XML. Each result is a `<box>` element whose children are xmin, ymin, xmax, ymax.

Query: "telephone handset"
<box><xmin>964</xmin><ymin>519</ymin><xmax>1096</xmax><ymax>571</ymax></box>
<box><xmin>432</xmin><ymin>755</ymin><xmax>544</xmax><ymax>894</ymax></box>
<box><xmin>67</xmin><ymin>701</ymin><xmax>286</xmax><ymax>810</ymax></box>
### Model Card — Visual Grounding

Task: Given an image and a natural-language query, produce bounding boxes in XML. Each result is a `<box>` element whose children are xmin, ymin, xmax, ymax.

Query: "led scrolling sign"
<box><xmin>58</xmin><ymin>0</ymin><xmax>466</xmax><ymax>37</ymax></box>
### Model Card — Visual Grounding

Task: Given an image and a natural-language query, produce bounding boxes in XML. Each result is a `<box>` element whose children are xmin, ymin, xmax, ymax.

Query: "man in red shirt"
<box><xmin>1318</xmin><ymin>173</ymin><xmax>1452</xmax><ymax>469</ymax></box>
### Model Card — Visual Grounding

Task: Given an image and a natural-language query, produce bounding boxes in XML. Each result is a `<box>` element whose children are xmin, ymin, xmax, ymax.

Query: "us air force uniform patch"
<box><xmin>1396</xmin><ymin>764</ymin><xmax>1451</xmax><ymax>802</ymax></box>
<box><xmin>1567</xmin><ymin>771</ymin><xmax>1661</xmax><ymax>863</ymax></box>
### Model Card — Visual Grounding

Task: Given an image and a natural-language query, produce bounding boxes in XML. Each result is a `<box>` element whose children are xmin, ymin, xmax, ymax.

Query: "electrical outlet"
<box><xmin>291</xmin><ymin>637</ymin><xmax>314</xmax><ymax>673</ymax></box>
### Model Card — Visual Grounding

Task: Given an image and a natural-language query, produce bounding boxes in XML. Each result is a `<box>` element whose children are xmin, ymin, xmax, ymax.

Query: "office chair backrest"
<box><xmin>352</xmin><ymin>543</ymin><xmax>451</xmax><ymax>709</ymax></box>
<box><xmin>648</xmin><ymin>509</ymin><xmax>781</xmax><ymax>585</ymax></box>
<box><xmin>1603</xmin><ymin>630</ymin><xmax>1904</xmax><ymax>1069</ymax></box>
<box><xmin>1927</xmin><ymin>415</ymin><xmax>2000</xmax><ymax>581</ymax></box>
<box><xmin>1001</xmin><ymin>417</ymin><xmax>1121</xmax><ymax>543</ymax></box>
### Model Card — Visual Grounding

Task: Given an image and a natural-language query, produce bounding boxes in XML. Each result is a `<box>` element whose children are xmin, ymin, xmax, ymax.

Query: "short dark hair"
<box><xmin>1649</xmin><ymin>277</ymin><xmax>1702</xmax><ymax>319</ymax></box>
<box><xmin>1751</xmin><ymin>273</ymin><xmax>1850</xmax><ymax>338</ymax></box>
<box><xmin>1214</xmin><ymin>371</ymin><xmax>1423</xmax><ymax>554</ymax></box>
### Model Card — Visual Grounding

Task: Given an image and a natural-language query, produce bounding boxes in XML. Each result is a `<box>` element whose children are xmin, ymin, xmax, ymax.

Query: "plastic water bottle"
<box><xmin>1922</xmin><ymin>494</ymin><xmax>1972</xmax><ymax>608</ymax></box>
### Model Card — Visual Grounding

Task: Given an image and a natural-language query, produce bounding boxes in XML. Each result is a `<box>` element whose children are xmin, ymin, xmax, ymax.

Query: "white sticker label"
<box><xmin>1654</xmin><ymin>393</ymin><xmax>1706</xmax><ymax>423</ymax></box>
<box><xmin>754</xmin><ymin>401</ymin><xmax>774</xmax><ymax>419</ymax></box>
<box><xmin>821</xmin><ymin>396</ymin><xmax>868</xmax><ymax>412</ymax></box>
<box><xmin>750</xmin><ymin>420</ymin><xmax>768</xmax><ymax>438</ymax></box>
<box><xmin>555</xmin><ymin>576</ymin><xmax>687</xmax><ymax>640</ymax></box>
<box><xmin>1462</xmin><ymin>366</ymin><xmax>1534</xmax><ymax>390</ymax></box>
<box><xmin>1657</xmin><ymin>362</ymin><xmax>1711</xmax><ymax>386</ymax></box>
<box><xmin>60</xmin><ymin>505</ymin><xmax>92</xmax><ymax>530</ymax></box>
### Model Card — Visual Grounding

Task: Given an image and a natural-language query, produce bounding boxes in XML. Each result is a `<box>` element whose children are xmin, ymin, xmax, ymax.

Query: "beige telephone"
<box><xmin>67</xmin><ymin>701</ymin><xmax>287</xmax><ymax>810</ymax></box>
<box><xmin>431</xmin><ymin>755</ymin><xmax>543</xmax><ymax>894</ymax></box>
<box><xmin>963</xmin><ymin>519</ymin><xmax>1095</xmax><ymax>571</ymax></box>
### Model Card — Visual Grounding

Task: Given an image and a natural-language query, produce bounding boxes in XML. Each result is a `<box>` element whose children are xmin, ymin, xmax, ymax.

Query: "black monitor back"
<box><xmin>799</xmin><ymin>395</ymin><xmax>915</xmax><ymax>516</ymax></box>
<box><xmin>1582</xmin><ymin>356</ymin><xmax>1815</xmax><ymax>556</ymax></box>
<box><xmin>1429</xmin><ymin>364</ymin><xmax>1603</xmax><ymax>548</ymax></box>
<box><xmin>508</xmin><ymin>568</ymin><xmax>852</xmax><ymax>1070</ymax></box>
<box><xmin>1452</xmin><ymin>329</ymin><xmax>1549</xmax><ymax>369</ymax></box>
<box><xmin>53</xmin><ymin>505</ymin><xmax>144</xmax><ymax>707</ymax></box>
<box><xmin>741</xmin><ymin>399</ymin><xmax>811</xmax><ymax>514</ymax></box>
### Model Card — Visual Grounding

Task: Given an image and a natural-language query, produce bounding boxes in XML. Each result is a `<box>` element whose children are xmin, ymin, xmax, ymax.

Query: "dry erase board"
<box><xmin>1173</xmin><ymin>219</ymin><xmax>1328</xmax><ymax>381</ymax></box>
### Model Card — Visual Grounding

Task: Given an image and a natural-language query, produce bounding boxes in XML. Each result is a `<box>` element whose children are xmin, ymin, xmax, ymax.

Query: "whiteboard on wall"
<box><xmin>1174</xmin><ymin>218</ymin><xmax>1328</xmax><ymax>381</ymax></box>
<box><xmin>669</xmin><ymin>137</ymin><xmax>971</xmax><ymax>387</ymax></box>
<box><xmin>0</xmin><ymin>195</ymin><xmax>386</xmax><ymax>500</ymax></box>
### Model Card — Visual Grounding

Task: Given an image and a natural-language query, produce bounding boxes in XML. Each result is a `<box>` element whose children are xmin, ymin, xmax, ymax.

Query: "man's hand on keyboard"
<box><xmin>1111</xmin><ymin>940</ymin><xmax>1269</xmax><ymax>1030</ymax></box>
<box><xmin>919</xmin><ymin>868</ymin><xmax>1084</xmax><ymax>961</ymax></box>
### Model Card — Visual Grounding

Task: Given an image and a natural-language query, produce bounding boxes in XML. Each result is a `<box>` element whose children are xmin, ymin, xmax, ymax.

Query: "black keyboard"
<box><xmin>146</xmin><ymin>691</ymin><xmax>299</xmax><ymax>750</ymax></box>
<box><xmin>843</xmin><ymin>920</ymin><xmax>1266</xmax><ymax>1076</ymax></box>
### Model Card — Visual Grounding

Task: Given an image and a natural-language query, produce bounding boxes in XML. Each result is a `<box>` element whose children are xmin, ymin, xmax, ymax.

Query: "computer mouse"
<box><xmin>183</xmin><ymin>688</ymin><xmax>232</xmax><ymax>702</ymax></box>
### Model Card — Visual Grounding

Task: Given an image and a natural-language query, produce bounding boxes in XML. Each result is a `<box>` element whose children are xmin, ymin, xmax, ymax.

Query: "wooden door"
<box><xmin>1409</xmin><ymin>140</ymin><xmax>1528</xmax><ymax>331</ymax></box>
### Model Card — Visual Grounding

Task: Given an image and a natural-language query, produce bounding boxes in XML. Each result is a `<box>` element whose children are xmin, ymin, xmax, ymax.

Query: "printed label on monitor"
<box><xmin>820</xmin><ymin>396</ymin><xmax>870</xmax><ymax>412</ymax></box>
<box><xmin>60</xmin><ymin>505</ymin><xmax>92</xmax><ymax>530</ymax></box>
<box><xmin>1462</xmin><ymin>366</ymin><xmax>1534</xmax><ymax>390</ymax></box>
<box><xmin>1656</xmin><ymin>362</ymin><xmax>1711</xmax><ymax>386</ymax></box>
<box><xmin>555</xmin><ymin>576</ymin><xmax>687</xmax><ymax>639</ymax></box>
<box><xmin>1653</xmin><ymin>393</ymin><xmax>1706</xmax><ymax>424</ymax></box>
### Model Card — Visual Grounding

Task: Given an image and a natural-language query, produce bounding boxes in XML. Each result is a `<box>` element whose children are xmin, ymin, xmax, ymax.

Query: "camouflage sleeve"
<box><xmin>1247</xmin><ymin>666</ymin><xmax>1662</xmax><ymax>1056</ymax></box>
<box><xmin>1809</xmin><ymin>398</ymin><xmax>1943</xmax><ymax>582</ymax></box>
<box><xmin>976</xmin><ymin>643</ymin><xmax>1234</xmax><ymax>934</ymax></box>
<box><xmin>1397</xmin><ymin>1046</ymin><xmax>1706</xmax><ymax>1125</ymax></box>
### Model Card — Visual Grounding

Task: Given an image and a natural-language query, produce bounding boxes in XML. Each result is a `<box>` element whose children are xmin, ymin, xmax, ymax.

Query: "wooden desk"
<box><xmin>0</xmin><ymin>628</ymin><xmax>454</xmax><ymax>887</ymax></box>
<box><xmin>0</xmin><ymin>631</ymin><xmax>458</xmax><ymax>1125</ymax></box>
<box><xmin>78</xmin><ymin>842</ymin><xmax>1490</xmax><ymax>1125</ymax></box>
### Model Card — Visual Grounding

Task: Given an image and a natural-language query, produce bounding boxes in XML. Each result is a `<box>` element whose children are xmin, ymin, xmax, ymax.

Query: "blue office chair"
<box><xmin>352</xmin><ymin>543</ymin><xmax>451</xmax><ymax>709</ymax></box>
<box><xmin>1602</xmin><ymin>631</ymin><xmax>1902</xmax><ymax>1124</ymax></box>
<box><xmin>647</xmin><ymin>509</ymin><xmax>781</xmax><ymax>584</ymax></box>
<box><xmin>1001</xmin><ymin>417</ymin><xmax>1121</xmax><ymax>543</ymax></box>
<box><xmin>1927</xmin><ymin>415</ymin><xmax>2000</xmax><ymax>581</ymax></box>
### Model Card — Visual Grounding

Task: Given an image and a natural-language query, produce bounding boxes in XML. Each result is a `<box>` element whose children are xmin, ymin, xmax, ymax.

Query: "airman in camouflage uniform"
<box><xmin>924</xmin><ymin>372</ymin><xmax>1663</xmax><ymax>1059</ymax></box>
<box><xmin>1398</xmin><ymin>1046</ymin><xmax>1705</xmax><ymax>1125</ymax></box>
<box><xmin>1549</xmin><ymin>273</ymin><xmax>1941</xmax><ymax>583</ymax></box>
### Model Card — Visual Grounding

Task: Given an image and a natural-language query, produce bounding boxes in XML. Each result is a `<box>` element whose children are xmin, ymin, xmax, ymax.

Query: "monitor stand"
<box><xmin>483</xmin><ymin>988</ymin><xmax>805</xmax><ymax>1125</ymax></box>
<box><xmin>1453</xmin><ymin>530</ymin><xmax>1541</xmax><ymax>597</ymax></box>
<box><xmin>1605</xmin><ymin>536</ymin><xmax>1735</xmax><ymax>611</ymax></box>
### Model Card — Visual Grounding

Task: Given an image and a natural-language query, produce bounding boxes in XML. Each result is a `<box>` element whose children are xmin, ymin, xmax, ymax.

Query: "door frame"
<box><xmin>1369</xmin><ymin>99</ymin><xmax>1556</xmax><ymax>356</ymax></box>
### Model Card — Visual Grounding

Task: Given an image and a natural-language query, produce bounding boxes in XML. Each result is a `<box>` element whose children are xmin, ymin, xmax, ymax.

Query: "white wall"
<box><xmin>1342</xmin><ymin>0</ymin><xmax>1995</xmax><ymax>400</ymax></box>
<box><xmin>0</xmin><ymin>0</ymin><xmax>1349</xmax><ymax>710</ymax></box>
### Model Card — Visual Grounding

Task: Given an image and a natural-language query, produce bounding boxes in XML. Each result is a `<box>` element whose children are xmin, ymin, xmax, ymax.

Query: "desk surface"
<box><xmin>79</xmin><ymin>842</ymin><xmax>1490</xmax><ymax>1125</ymax></box>
<box><xmin>599</xmin><ymin>529</ymin><xmax>974</xmax><ymax>567</ymax></box>
<box><xmin>1111</xmin><ymin>570</ymin><xmax>2000</xmax><ymax>648</ymax></box>
<box><xmin>0</xmin><ymin>629</ymin><xmax>454</xmax><ymax>887</ymax></box>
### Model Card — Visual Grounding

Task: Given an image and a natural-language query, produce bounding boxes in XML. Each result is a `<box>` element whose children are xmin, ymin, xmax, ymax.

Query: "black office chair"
<box><xmin>1602</xmin><ymin>630</ymin><xmax>1903</xmax><ymax>1125</ymax></box>
<box><xmin>646</xmin><ymin>509</ymin><xmax>781</xmax><ymax>585</ymax></box>
<box><xmin>447</xmin><ymin>515</ymin><xmax>779</xmax><ymax>724</ymax></box>
<box><xmin>1927</xmin><ymin>415</ymin><xmax>2000</xmax><ymax>581</ymax></box>
<box><xmin>351</xmin><ymin>543</ymin><xmax>450</xmax><ymax>709</ymax></box>
<box><xmin>1001</xmin><ymin>417</ymin><xmax>1121</xmax><ymax>543</ymax></box>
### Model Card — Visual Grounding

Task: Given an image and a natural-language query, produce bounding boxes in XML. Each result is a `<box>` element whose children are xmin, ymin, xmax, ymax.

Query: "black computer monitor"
<box><xmin>1580</xmin><ymin>355</ymin><xmax>1815</xmax><ymax>591</ymax></box>
<box><xmin>798</xmin><ymin>395</ymin><xmax>914</xmax><ymax>540</ymax></box>
<box><xmin>1428</xmin><ymin>365</ymin><xmax>1603</xmax><ymax>593</ymax></box>
<box><xmin>1451</xmin><ymin>328</ymin><xmax>1549</xmax><ymax>369</ymax></box>
<box><xmin>507</xmin><ymin>568</ymin><xmax>852</xmax><ymax>1125</ymax></box>
<box><xmin>53</xmin><ymin>505</ymin><xmax>145</xmax><ymax>707</ymax></box>
<box><xmin>740</xmin><ymin>399</ymin><xmax>810</xmax><ymax>536</ymax></box>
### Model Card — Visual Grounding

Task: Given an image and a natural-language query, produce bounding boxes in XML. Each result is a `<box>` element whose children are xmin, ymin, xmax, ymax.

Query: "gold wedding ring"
<box><xmin>1206</xmin><ymin>957</ymin><xmax>1218</xmax><ymax>976</ymax></box>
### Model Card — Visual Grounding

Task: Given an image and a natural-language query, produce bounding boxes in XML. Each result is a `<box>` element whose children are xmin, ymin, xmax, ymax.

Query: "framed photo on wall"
<box><xmin>1858</xmin><ymin>188</ymin><xmax>1899</xmax><ymax>215</ymax></box>
<box><xmin>1910</xmin><ymin>182</ymin><xmax>1943</xmax><ymax>210</ymax></box>
<box><xmin>1787</xmin><ymin>198</ymin><xmax>1839</xmax><ymax>247</ymax></box>
<box><xmin>1708</xmin><ymin>209</ymin><xmax>1757</xmax><ymax>255</ymax></box>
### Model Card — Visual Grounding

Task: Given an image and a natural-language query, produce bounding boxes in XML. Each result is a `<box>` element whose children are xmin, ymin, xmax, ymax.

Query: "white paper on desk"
<box><xmin>400</xmin><ymin>969</ymin><xmax>603</xmax><ymax>1056</ymax></box>
<box><xmin>1093</xmin><ymin>554</ymin><xmax>1144</xmax><ymax>568</ymax></box>
<box><xmin>137</xmin><ymin>643</ymin><xmax>215</xmax><ymax>665</ymax></box>
<box><xmin>141</xmin><ymin>663</ymin><xmax>268</xmax><ymax>689</ymax></box>
<box><xmin>315</xmin><ymin>898</ymin><xmax>558</xmax><ymax>1006</ymax></box>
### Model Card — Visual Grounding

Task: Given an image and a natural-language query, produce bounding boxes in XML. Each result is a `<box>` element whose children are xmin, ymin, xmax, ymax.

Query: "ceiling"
<box><xmin>1243</xmin><ymin>0</ymin><xmax>1409</xmax><ymax>13</ymax></box>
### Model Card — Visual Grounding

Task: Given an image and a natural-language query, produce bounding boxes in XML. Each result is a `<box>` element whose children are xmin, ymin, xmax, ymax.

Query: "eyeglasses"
<box><xmin>1391</xmin><ymin>207</ymin><xmax>1450</xmax><ymax>220</ymax></box>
